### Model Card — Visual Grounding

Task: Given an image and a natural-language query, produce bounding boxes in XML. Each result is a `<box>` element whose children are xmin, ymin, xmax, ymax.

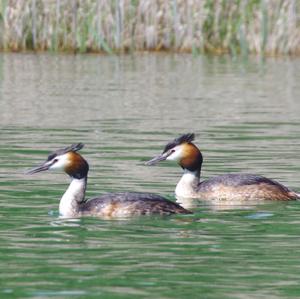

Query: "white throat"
<box><xmin>175</xmin><ymin>169</ymin><xmax>200</xmax><ymax>198</ymax></box>
<box><xmin>59</xmin><ymin>177</ymin><xmax>87</xmax><ymax>217</ymax></box>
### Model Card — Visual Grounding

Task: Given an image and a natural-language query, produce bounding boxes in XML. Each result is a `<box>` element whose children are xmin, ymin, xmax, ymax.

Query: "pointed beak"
<box><xmin>145</xmin><ymin>153</ymin><xmax>168</xmax><ymax>166</ymax></box>
<box><xmin>26</xmin><ymin>161</ymin><xmax>51</xmax><ymax>175</ymax></box>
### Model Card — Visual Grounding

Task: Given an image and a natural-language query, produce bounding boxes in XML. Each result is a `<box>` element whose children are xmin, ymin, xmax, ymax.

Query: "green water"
<box><xmin>1</xmin><ymin>53</ymin><xmax>300</xmax><ymax>298</ymax></box>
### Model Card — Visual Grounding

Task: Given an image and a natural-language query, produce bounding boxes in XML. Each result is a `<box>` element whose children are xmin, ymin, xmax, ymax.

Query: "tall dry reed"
<box><xmin>0</xmin><ymin>0</ymin><xmax>299</xmax><ymax>55</ymax></box>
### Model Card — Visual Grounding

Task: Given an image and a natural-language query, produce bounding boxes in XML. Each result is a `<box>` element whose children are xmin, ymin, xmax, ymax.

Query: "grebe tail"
<box><xmin>146</xmin><ymin>133</ymin><xmax>300</xmax><ymax>201</ymax></box>
<box><xmin>27</xmin><ymin>143</ymin><xmax>191</xmax><ymax>218</ymax></box>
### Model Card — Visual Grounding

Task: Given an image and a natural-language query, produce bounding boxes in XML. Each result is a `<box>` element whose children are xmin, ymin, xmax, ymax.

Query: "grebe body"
<box><xmin>79</xmin><ymin>192</ymin><xmax>187</xmax><ymax>217</ymax></box>
<box><xmin>27</xmin><ymin>143</ymin><xmax>191</xmax><ymax>218</ymax></box>
<box><xmin>146</xmin><ymin>134</ymin><xmax>300</xmax><ymax>201</ymax></box>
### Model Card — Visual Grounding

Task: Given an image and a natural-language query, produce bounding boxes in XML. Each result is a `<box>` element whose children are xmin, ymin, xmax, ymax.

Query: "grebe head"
<box><xmin>146</xmin><ymin>133</ymin><xmax>203</xmax><ymax>172</ymax></box>
<box><xmin>26</xmin><ymin>143</ymin><xmax>89</xmax><ymax>179</ymax></box>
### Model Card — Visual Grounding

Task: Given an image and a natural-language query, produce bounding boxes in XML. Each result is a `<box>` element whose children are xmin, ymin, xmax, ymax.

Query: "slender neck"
<box><xmin>175</xmin><ymin>168</ymin><xmax>200</xmax><ymax>198</ymax></box>
<box><xmin>59</xmin><ymin>176</ymin><xmax>87</xmax><ymax>217</ymax></box>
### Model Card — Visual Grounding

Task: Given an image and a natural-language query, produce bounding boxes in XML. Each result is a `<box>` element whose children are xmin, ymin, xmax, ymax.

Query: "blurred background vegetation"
<box><xmin>0</xmin><ymin>0</ymin><xmax>299</xmax><ymax>55</ymax></box>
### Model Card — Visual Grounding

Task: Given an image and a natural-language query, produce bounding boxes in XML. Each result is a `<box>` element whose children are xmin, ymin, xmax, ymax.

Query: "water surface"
<box><xmin>1</xmin><ymin>53</ymin><xmax>300</xmax><ymax>298</ymax></box>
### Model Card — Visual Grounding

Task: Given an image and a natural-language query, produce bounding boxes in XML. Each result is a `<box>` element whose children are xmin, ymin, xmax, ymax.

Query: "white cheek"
<box><xmin>166</xmin><ymin>147</ymin><xmax>183</xmax><ymax>161</ymax></box>
<box><xmin>49</xmin><ymin>155</ymin><xmax>70</xmax><ymax>170</ymax></box>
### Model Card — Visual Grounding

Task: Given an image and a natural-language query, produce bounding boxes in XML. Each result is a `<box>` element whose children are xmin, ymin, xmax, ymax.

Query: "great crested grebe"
<box><xmin>146</xmin><ymin>133</ymin><xmax>300</xmax><ymax>201</ymax></box>
<box><xmin>26</xmin><ymin>143</ymin><xmax>191</xmax><ymax>218</ymax></box>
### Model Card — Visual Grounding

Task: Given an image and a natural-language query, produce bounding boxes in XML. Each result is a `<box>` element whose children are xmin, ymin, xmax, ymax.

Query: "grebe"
<box><xmin>146</xmin><ymin>133</ymin><xmax>300</xmax><ymax>201</ymax></box>
<box><xmin>26</xmin><ymin>143</ymin><xmax>191</xmax><ymax>218</ymax></box>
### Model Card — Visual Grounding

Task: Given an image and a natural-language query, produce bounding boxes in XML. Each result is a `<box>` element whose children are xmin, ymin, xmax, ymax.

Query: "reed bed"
<box><xmin>0</xmin><ymin>0</ymin><xmax>299</xmax><ymax>55</ymax></box>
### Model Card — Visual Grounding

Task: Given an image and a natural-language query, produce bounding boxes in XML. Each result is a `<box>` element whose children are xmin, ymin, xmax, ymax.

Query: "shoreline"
<box><xmin>1</xmin><ymin>0</ymin><xmax>299</xmax><ymax>56</ymax></box>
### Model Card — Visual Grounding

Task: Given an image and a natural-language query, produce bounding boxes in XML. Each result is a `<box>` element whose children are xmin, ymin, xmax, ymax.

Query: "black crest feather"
<box><xmin>163</xmin><ymin>133</ymin><xmax>195</xmax><ymax>153</ymax></box>
<box><xmin>47</xmin><ymin>143</ymin><xmax>84</xmax><ymax>161</ymax></box>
